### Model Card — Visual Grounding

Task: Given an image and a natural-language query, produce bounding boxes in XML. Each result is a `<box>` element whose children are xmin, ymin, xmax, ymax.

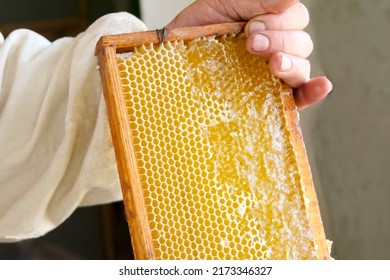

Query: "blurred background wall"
<box><xmin>1</xmin><ymin>0</ymin><xmax>389</xmax><ymax>260</ymax></box>
<box><xmin>306</xmin><ymin>0</ymin><xmax>390</xmax><ymax>259</ymax></box>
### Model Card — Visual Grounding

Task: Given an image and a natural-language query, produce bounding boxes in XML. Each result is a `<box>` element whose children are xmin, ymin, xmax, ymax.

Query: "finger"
<box><xmin>268</xmin><ymin>53</ymin><xmax>310</xmax><ymax>88</ymax></box>
<box><xmin>245</xmin><ymin>3</ymin><xmax>309</xmax><ymax>35</ymax></box>
<box><xmin>246</xmin><ymin>30</ymin><xmax>313</xmax><ymax>58</ymax></box>
<box><xmin>294</xmin><ymin>77</ymin><xmax>333</xmax><ymax>111</ymax></box>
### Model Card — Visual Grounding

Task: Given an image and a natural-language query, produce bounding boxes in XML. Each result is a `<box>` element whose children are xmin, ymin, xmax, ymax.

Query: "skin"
<box><xmin>166</xmin><ymin>0</ymin><xmax>333</xmax><ymax>110</ymax></box>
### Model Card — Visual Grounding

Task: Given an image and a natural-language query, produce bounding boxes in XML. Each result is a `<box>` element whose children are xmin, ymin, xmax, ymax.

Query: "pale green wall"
<box><xmin>140</xmin><ymin>0</ymin><xmax>193</xmax><ymax>29</ymax></box>
<box><xmin>305</xmin><ymin>0</ymin><xmax>390</xmax><ymax>259</ymax></box>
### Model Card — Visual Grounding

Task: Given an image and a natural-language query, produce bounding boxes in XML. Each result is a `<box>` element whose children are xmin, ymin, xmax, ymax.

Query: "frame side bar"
<box><xmin>280</xmin><ymin>84</ymin><xmax>330</xmax><ymax>260</ymax></box>
<box><xmin>96</xmin><ymin>45</ymin><xmax>155</xmax><ymax>260</ymax></box>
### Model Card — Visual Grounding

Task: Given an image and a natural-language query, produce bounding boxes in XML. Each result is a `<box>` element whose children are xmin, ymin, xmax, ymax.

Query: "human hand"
<box><xmin>166</xmin><ymin>0</ymin><xmax>332</xmax><ymax>110</ymax></box>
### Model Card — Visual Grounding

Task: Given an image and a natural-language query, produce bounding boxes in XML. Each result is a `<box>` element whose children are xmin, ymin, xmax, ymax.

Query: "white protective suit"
<box><xmin>0</xmin><ymin>13</ymin><xmax>146</xmax><ymax>242</ymax></box>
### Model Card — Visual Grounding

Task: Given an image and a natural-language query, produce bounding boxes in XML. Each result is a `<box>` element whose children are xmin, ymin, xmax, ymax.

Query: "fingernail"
<box><xmin>326</xmin><ymin>79</ymin><xmax>334</xmax><ymax>96</ymax></box>
<box><xmin>252</xmin><ymin>34</ymin><xmax>270</xmax><ymax>52</ymax></box>
<box><xmin>280</xmin><ymin>54</ymin><xmax>293</xmax><ymax>72</ymax></box>
<box><xmin>249</xmin><ymin>21</ymin><xmax>266</xmax><ymax>34</ymax></box>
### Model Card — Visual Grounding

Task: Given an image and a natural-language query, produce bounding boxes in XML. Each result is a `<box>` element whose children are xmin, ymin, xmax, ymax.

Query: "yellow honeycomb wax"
<box><xmin>117</xmin><ymin>34</ymin><xmax>316</xmax><ymax>260</ymax></box>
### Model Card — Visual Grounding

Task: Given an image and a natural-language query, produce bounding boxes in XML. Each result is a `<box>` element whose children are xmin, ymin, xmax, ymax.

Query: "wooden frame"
<box><xmin>95</xmin><ymin>22</ymin><xmax>330</xmax><ymax>260</ymax></box>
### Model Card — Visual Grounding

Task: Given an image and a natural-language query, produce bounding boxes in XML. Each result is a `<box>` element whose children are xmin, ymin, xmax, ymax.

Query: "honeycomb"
<box><xmin>116</xmin><ymin>34</ymin><xmax>316</xmax><ymax>260</ymax></box>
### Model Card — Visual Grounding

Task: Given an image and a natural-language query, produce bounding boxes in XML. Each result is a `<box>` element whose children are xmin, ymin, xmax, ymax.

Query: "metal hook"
<box><xmin>156</xmin><ymin>27</ymin><xmax>167</xmax><ymax>46</ymax></box>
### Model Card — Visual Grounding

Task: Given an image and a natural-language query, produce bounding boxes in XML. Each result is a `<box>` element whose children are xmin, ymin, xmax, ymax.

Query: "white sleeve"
<box><xmin>0</xmin><ymin>12</ymin><xmax>147</xmax><ymax>242</ymax></box>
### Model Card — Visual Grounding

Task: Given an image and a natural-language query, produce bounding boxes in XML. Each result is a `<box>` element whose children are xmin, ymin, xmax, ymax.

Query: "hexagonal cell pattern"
<box><xmin>116</xmin><ymin>34</ymin><xmax>316</xmax><ymax>259</ymax></box>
